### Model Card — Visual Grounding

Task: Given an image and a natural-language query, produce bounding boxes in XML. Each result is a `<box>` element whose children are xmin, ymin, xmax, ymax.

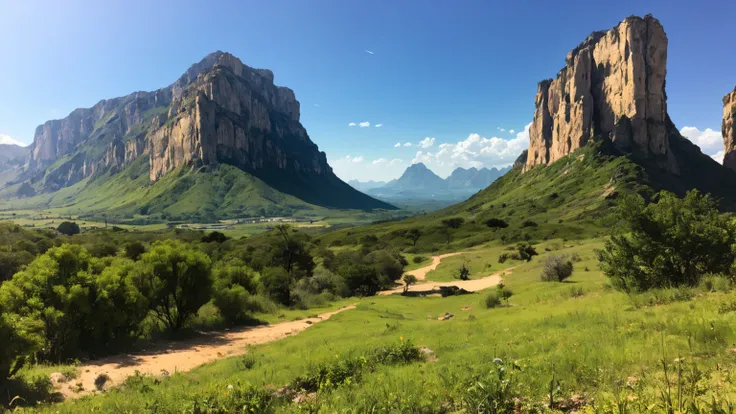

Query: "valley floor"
<box><xmin>18</xmin><ymin>238</ymin><xmax>736</xmax><ymax>412</ymax></box>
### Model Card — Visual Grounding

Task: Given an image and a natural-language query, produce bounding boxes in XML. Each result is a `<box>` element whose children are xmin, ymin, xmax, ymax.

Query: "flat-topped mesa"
<box><xmin>524</xmin><ymin>15</ymin><xmax>669</xmax><ymax>172</ymax></box>
<box><xmin>723</xmin><ymin>87</ymin><xmax>736</xmax><ymax>171</ymax></box>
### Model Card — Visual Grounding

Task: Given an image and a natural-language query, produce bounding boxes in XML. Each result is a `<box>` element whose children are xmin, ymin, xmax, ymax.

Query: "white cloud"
<box><xmin>394</xmin><ymin>142</ymin><xmax>401</xmax><ymax>147</ymax></box>
<box><xmin>418</xmin><ymin>137</ymin><xmax>435</xmax><ymax>149</ymax></box>
<box><xmin>411</xmin><ymin>123</ymin><xmax>531</xmax><ymax>176</ymax></box>
<box><xmin>372</xmin><ymin>158</ymin><xmax>402</xmax><ymax>166</ymax></box>
<box><xmin>509</xmin><ymin>129</ymin><xmax>515</xmax><ymax>134</ymax></box>
<box><xmin>365</xmin><ymin>49</ymin><xmax>375</xmax><ymax>55</ymax></box>
<box><xmin>712</xmin><ymin>150</ymin><xmax>725</xmax><ymax>164</ymax></box>
<box><xmin>314</xmin><ymin>104</ymin><xmax>320</xmax><ymax>107</ymax></box>
<box><xmin>343</xmin><ymin>155</ymin><xmax>364</xmax><ymax>163</ymax></box>
<box><xmin>359</xmin><ymin>122</ymin><xmax>370</xmax><ymax>128</ymax></box>
<box><xmin>348</xmin><ymin>122</ymin><xmax>357</xmax><ymax>127</ymax></box>
<box><xmin>496</xmin><ymin>127</ymin><xmax>506</xmax><ymax>132</ymax></box>
<box><xmin>375</xmin><ymin>124</ymin><xmax>383</xmax><ymax>128</ymax></box>
<box><xmin>0</xmin><ymin>134</ymin><xmax>27</xmax><ymax>147</ymax></box>
<box><xmin>403</xmin><ymin>142</ymin><xmax>412</xmax><ymax>147</ymax></box>
<box><xmin>680</xmin><ymin>126</ymin><xmax>722</xmax><ymax>155</ymax></box>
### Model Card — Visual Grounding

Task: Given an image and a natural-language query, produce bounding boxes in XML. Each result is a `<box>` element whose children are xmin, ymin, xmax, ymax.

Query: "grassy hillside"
<box><xmin>0</xmin><ymin>158</ymin><xmax>337</xmax><ymax>222</ymax></box>
<box><xmin>27</xmin><ymin>238</ymin><xmax>736</xmax><ymax>412</ymax></box>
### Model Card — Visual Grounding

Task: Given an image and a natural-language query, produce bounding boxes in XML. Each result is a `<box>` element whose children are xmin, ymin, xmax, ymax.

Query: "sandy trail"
<box><xmin>406</xmin><ymin>252</ymin><xmax>465</xmax><ymax>281</ymax></box>
<box><xmin>379</xmin><ymin>266</ymin><xmax>514</xmax><ymax>296</ymax></box>
<box><xmin>54</xmin><ymin>252</ymin><xmax>513</xmax><ymax>400</ymax></box>
<box><xmin>56</xmin><ymin>305</ymin><xmax>355</xmax><ymax>399</ymax></box>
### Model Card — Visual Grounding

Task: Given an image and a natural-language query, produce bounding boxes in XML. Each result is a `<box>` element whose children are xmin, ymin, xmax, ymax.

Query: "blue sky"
<box><xmin>1</xmin><ymin>0</ymin><xmax>734</xmax><ymax>181</ymax></box>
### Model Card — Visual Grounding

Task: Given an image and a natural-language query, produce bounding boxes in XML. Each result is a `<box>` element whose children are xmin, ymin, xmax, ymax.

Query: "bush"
<box><xmin>201</xmin><ymin>231</ymin><xmax>229</xmax><ymax>244</ymax></box>
<box><xmin>261</xmin><ymin>267</ymin><xmax>292</xmax><ymax>305</ymax></box>
<box><xmin>516</xmin><ymin>242</ymin><xmax>538</xmax><ymax>262</ymax></box>
<box><xmin>485</xmin><ymin>291</ymin><xmax>502</xmax><ymax>308</ymax></box>
<box><xmin>123</xmin><ymin>241</ymin><xmax>146</xmax><ymax>260</ymax></box>
<box><xmin>541</xmin><ymin>255</ymin><xmax>574</xmax><ymax>282</ymax></box>
<box><xmin>598</xmin><ymin>190</ymin><xmax>736</xmax><ymax>292</ymax></box>
<box><xmin>57</xmin><ymin>221</ymin><xmax>80</xmax><ymax>236</ymax></box>
<box><xmin>412</xmin><ymin>255</ymin><xmax>427</xmax><ymax>264</ymax></box>
<box><xmin>521</xmin><ymin>220</ymin><xmax>538</xmax><ymax>228</ymax></box>
<box><xmin>485</xmin><ymin>218</ymin><xmax>509</xmax><ymax>229</ymax></box>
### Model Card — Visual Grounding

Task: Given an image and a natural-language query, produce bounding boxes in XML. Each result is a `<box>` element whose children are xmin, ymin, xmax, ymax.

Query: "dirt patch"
<box><xmin>406</xmin><ymin>252</ymin><xmax>465</xmax><ymax>281</ymax></box>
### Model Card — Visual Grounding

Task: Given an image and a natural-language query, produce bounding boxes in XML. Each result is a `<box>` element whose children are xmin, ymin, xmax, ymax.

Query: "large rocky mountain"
<box><xmin>521</xmin><ymin>14</ymin><xmax>736</xmax><ymax>206</ymax></box>
<box><xmin>5</xmin><ymin>52</ymin><xmax>393</xmax><ymax>216</ymax></box>
<box><xmin>723</xmin><ymin>86</ymin><xmax>736</xmax><ymax>171</ymax></box>
<box><xmin>445</xmin><ymin>166</ymin><xmax>510</xmax><ymax>189</ymax></box>
<box><xmin>382</xmin><ymin>163</ymin><xmax>447</xmax><ymax>192</ymax></box>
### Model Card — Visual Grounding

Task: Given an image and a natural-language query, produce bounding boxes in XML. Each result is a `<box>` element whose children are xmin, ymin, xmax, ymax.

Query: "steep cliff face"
<box><xmin>723</xmin><ymin>87</ymin><xmax>736</xmax><ymax>171</ymax></box>
<box><xmin>17</xmin><ymin>51</ymin><xmax>392</xmax><ymax>211</ymax></box>
<box><xmin>525</xmin><ymin>15</ymin><xmax>670</xmax><ymax>172</ymax></box>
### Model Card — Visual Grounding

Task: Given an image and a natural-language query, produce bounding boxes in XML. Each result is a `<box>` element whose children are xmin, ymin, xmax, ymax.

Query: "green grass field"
<box><xmin>23</xmin><ymin>238</ymin><xmax>736</xmax><ymax>413</ymax></box>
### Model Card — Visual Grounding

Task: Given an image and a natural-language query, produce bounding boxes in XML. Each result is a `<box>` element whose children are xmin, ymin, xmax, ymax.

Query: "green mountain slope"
<box><xmin>318</xmin><ymin>138</ymin><xmax>736</xmax><ymax>251</ymax></box>
<box><xmin>0</xmin><ymin>158</ymin><xmax>340</xmax><ymax>222</ymax></box>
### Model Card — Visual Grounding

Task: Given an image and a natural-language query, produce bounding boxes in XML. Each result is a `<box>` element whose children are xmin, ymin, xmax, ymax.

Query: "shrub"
<box><xmin>521</xmin><ymin>220</ymin><xmax>538</xmax><ymax>227</ymax></box>
<box><xmin>402</xmin><ymin>274</ymin><xmax>418</xmax><ymax>293</ymax></box>
<box><xmin>598</xmin><ymin>190</ymin><xmax>736</xmax><ymax>292</ymax></box>
<box><xmin>541</xmin><ymin>255</ymin><xmax>574</xmax><ymax>282</ymax></box>
<box><xmin>57</xmin><ymin>221</ymin><xmax>80</xmax><ymax>236</ymax></box>
<box><xmin>457</xmin><ymin>264</ymin><xmax>470</xmax><ymax>280</ymax></box>
<box><xmin>412</xmin><ymin>255</ymin><xmax>427</xmax><ymax>264</ymax></box>
<box><xmin>485</xmin><ymin>218</ymin><xmax>509</xmax><ymax>229</ymax></box>
<box><xmin>201</xmin><ymin>231</ymin><xmax>228</xmax><ymax>244</ymax></box>
<box><xmin>516</xmin><ymin>242</ymin><xmax>538</xmax><ymax>262</ymax></box>
<box><xmin>485</xmin><ymin>291</ymin><xmax>502</xmax><ymax>308</ymax></box>
<box><xmin>260</xmin><ymin>267</ymin><xmax>292</xmax><ymax>305</ymax></box>
<box><xmin>123</xmin><ymin>241</ymin><xmax>146</xmax><ymax>260</ymax></box>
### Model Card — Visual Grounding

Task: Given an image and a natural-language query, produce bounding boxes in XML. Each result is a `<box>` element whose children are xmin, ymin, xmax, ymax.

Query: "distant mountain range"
<box><xmin>349</xmin><ymin>163</ymin><xmax>511</xmax><ymax>200</ymax></box>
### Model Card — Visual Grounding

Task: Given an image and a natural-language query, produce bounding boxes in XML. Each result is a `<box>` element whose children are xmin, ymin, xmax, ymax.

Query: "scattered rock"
<box><xmin>292</xmin><ymin>392</ymin><xmax>316</xmax><ymax>404</ymax></box>
<box><xmin>461</xmin><ymin>306</ymin><xmax>472</xmax><ymax>311</ymax></box>
<box><xmin>437</xmin><ymin>312</ymin><xmax>454</xmax><ymax>321</ymax></box>
<box><xmin>305</xmin><ymin>320</ymin><xmax>313</xmax><ymax>325</ymax></box>
<box><xmin>49</xmin><ymin>372</ymin><xmax>66</xmax><ymax>385</ymax></box>
<box><xmin>420</xmin><ymin>347</ymin><xmax>438</xmax><ymax>363</ymax></box>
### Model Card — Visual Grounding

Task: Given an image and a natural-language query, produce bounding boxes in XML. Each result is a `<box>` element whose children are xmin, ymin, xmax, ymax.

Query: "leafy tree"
<box><xmin>0</xmin><ymin>309</ymin><xmax>43</xmax><ymax>388</ymax></box>
<box><xmin>123</xmin><ymin>241</ymin><xmax>146</xmax><ymax>261</ymax></box>
<box><xmin>260</xmin><ymin>266</ymin><xmax>291</xmax><ymax>305</ymax></box>
<box><xmin>441</xmin><ymin>217</ymin><xmax>465</xmax><ymax>244</ymax></box>
<box><xmin>269</xmin><ymin>225</ymin><xmax>315</xmax><ymax>278</ymax></box>
<box><xmin>457</xmin><ymin>264</ymin><xmax>471</xmax><ymax>280</ymax></box>
<box><xmin>340</xmin><ymin>264</ymin><xmax>381</xmax><ymax>296</ymax></box>
<box><xmin>133</xmin><ymin>240</ymin><xmax>213</xmax><ymax>332</ymax></box>
<box><xmin>202</xmin><ymin>231</ymin><xmax>229</xmax><ymax>244</ymax></box>
<box><xmin>402</xmin><ymin>274</ymin><xmax>418</xmax><ymax>293</ymax></box>
<box><xmin>540</xmin><ymin>255</ymin><xmax>574</xmax><ymax>282</ymax></box>
<box><xmin>0</xmin><ymin>250</ymin><xmax>34</xmax><ymax>282</ymax></box>
<box><xmin>406</xmin><ymin>228</ymin><xmax>422</xmax><ymax>247</ymax></box>
<box><xmin>57</xmin><ymin>221</ymin><xmax>80</xmax><ymax>236</ymax></box>
<box><xmin>597</xmin><ymin>190</ymin><xmax>736</xmax><ymax>292</ymax></box>
<box><xmin>516</xmin><ymin>242</ymin><xmax>538</xmax><ymax>262</ymax></box>
<box><xmin>484</xmin><ymin>218</ymin><xmax>509</xmax><ymax>229</ymax></box>
<box><xmin>212</xmin><ymin>260</ymin><xmax>259</xmax><ymax>325</ymax></box>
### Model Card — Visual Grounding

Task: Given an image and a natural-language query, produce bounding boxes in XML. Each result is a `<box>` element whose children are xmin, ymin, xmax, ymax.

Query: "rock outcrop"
<box><xmin>525</xmin><ymin>15</ymin><xmax>670</xmax><ymax>172</ymax></box>
<box><xmin>723</xmin><ymin>87</ymin><xmax>736</xmax><ymax>171</ymax></box>
<box><xmin>18</xmin><ymin>51</ymin><xmax>392</xmax><ymax>210</ymax></box>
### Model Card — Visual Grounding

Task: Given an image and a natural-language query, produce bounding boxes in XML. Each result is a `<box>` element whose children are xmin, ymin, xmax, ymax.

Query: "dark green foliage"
<box><xmin>402</xmin><ymin>274</ymin><xmax>417</xmax><ymax>293</ymax></box>
<box><xmin>323</xmin><ymin>248</ymin><xmax>406</xmax><ymax>296</ymax></box>
<box><xmin>133</xmin><ymin>240</ymin><xmax>213</xmax><ymax>331</ymax></box>
<box><xmin>268</xmin><ymin>225</ymin><xmax>315</xmax><ymax>279</ymax></box>
<box><xmin>597</xmin><ymin>191</ymin><xmax>736</xmax><ymax>292</ymax></box>
<box><xmin>460</xmin><ymin>358</ymin><xmax>519</xmax><ymax>413</ymax></box>
<box><xmin>541</xmin><ymin>255</ymin><xmax>574</xmax><ymax>282</ymax></box>
<box><xmin>211</xmin><ymin>260</ymin><xmax>259</xmax><ymax>325</ymax></box>
<box><xmin>485</xmin><ymin>291</ymin><xmax>502</xmax><ymax>308</ymax></box>
<box><xmin>123</xmin><ymin>240</ymin><xmax>146</xmax><ymax>260</ymax></box>
<box><xmin>57</xmin><ymin>221</ymin><xmax>80</xmax><ymax>236</ymax></box>
<box><xmin>521</xmin><ymin>220</ymin><xmax>538</xmax><ymax>227</ymax></box>
<box><xmin>184</xmin><ymin>381</ymin><xmax>277</xmax><ymax>413</ymax></box>
<box><xmin>457</xmin><ymin>263</ymin><xmax>470</xmax><ymax>280</ymax></box>
<box><xmin>0</xmin><ymin>250</ymin><xmax>34</xmax><ymax>282</ymax></box>
<box><xmin>515</xmin><ymin>242</ymin><xmax>538</xmax><ymax>262</ymax></box>
<box><xmin>442</xmin><ymin>217</ymin><xmax>465</xmax><ymax>229</ymax></box>
<box><xmin>412</xmin><ymin>255</ymin><xmax>426</xmax><ymax>264</ymax></box>
<box><xmin>201</xmin><ymin>231</ymin><xmax>228</xmax><ymax>244</ymax></box>
<box><xmin>0</xmin><ymin>245</ymin><xmax>148</xmax><ymax>360</ymax></box>
<box><xmin>0</xmin><ymin>311</ymin><xmax>43</xmax><ymax>389</ymax></box>
<box><xmin>484</xmin><ymin>218</ymin><xmax>509</xmax><ymax>229</ymax></box>
<box><xmin>87</xmin><ymin>242</ymin><xmax>119</xmax><ymax>258</ymax></box>
<box><xmin>261</xmin><ymin>267</ymin><xmax>291</xmax><ymax>305</ymax></box>
<box><xmin>340</xmin><ymin>264</ymin><xmax>382</xmax><ymax>297</ymax></box>
<box><xmin>407</xmin><ymin>228</ymin><xmax>422</xmax><ymax>247</ymax></box>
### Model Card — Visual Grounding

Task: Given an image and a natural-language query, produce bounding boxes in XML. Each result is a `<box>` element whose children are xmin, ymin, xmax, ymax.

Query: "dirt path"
<box><xmin>406</xmin><ymin>252</ymin><xmax>465</xmax><ymax>281</ymax></box>
<box><xmin>53</xmin><ymin>252</ymin><xmax>513</xmax><ymax>400</ymax></box>
<box><xmin>54</xmin><ymin>305</ymin><xmax>355</xmax><ymax>399</ymax></box>
<box><xmin>379</xmin><ymin>267</ymin><xmax>514</xmax><ymax>296</ymax></box>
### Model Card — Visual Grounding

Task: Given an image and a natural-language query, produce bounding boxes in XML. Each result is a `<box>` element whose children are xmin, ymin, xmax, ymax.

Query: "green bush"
<box><xmin>57</xmin><ymin>221</ymin><xmax>80</xmax><ymax>236</ymax></box>
<box><xmin>485</xmin><ymin>291</ymin><xmax>502</xmax><ymax>308</ymax></box>
<box><xmin>598</xmin><ymin>190</ymin><xmax>736</xmax><ymax>292</ymax></box>
<box><xmin>541</xmin><ymin>255</ymin><xmax>574</xmax><ymax>282</ymax></box>
<box><xmin>412</xmin><ymin>255</ymin><xmax>427</xmax><ymax>264</ymax></box>
<box><xmin>485</xmin><ymin>218</ymin><xmax>509</xmax><ymax>229</ymax></box>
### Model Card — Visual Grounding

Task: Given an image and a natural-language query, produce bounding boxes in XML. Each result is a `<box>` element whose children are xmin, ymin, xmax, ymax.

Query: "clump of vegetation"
<box><xmin>498</xmin><ymin>242</ymin><xmax>538</xmax><ymax>263</ymax></box>
<box><xmin>402</xmin><ymin>274</ymin><xmax>417</xmax><ymax>293</ymax></box>
<box><xmin>598</xmin><ymin>190</ymin><xmax>736</xmax><ymax>292</ymax></box>
<box><xmin>412</xmin><ymin>255</ymin><xmax>427</xmax><ymax>264</ymax></box>
<box><xmin>485</xmin><ymin>285</ymin><xmax>513</xmax><ymax>308</ymax></box>
<box><xmin>521</xmin><ymin>220</ymin><xmax>538</xmax><ymax>228</ymax></box>
<box><xmin>484</xmin><ymin>218</ymin><xmax>509</xmax><ymax>229</ymax></box>
<box><xmin>57</xmin><ymin>221</ymin><xmax>80</xmax><ymax>236</ymax></box>
<box><xmin>540</xmin><ymin>255</ymin><xmax>574</xmax><ymax>282</ymax></box>
<box><xmin>457</xmin><ymin>263</ymin><xmax>470</xmax><ymax>280</ymax></box>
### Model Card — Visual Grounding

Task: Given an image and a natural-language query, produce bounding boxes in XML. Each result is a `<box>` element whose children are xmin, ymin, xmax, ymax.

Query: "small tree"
<box><xmin>402</xmin><ymin>274</ymin><xmax>418</xmax><ymax>293</ymax></box>
<box><xmin>597</xmin><ymin>190</ymin><xmax>736</xmax><ymax>292</ymax></box>
<box><xmin>133</xmin><ymin>240</ymin><xmax>212</xmax><ymax>332</ymax></box>
<box><xmin>485</xmin><ymin>218</ymin><xmax>509</xmax><ymax>229</ymax></box>
<box><xmin>457</xmin><ymin>263</ymin><xmax>471</xmax><ymax>280</ymax></box>
<box><xmin>516</xmin><ymin>242</ymin><xmax>538</xmax><ymax>262</ymax></box>
<box><xmin>406</xmin><ymin>228</ymin><xmax>422</xmax><ymax>247</ymax></box>
<box><xmin>441</xmin><ymin>217</ymin><xmax>465</xmax><ymax>244</ymax></box>
<box><xmin>123</xmin><ymin>241</ymin><xmax>146</xmax><ymax>261</ymax></box>
<box><xmin>540</xmin><ymin>255</ymin><xmax>574</xmax><ymax>282</ymax></box>
<box><xmin>57</xmin><ymin>221</ymin><xmax>80</xmax><ymax>236</ymax></box>
<box><xmin>201</xmin><ymin>231</ymin><xmax>229</xmax><ymax>244</ymax></box>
